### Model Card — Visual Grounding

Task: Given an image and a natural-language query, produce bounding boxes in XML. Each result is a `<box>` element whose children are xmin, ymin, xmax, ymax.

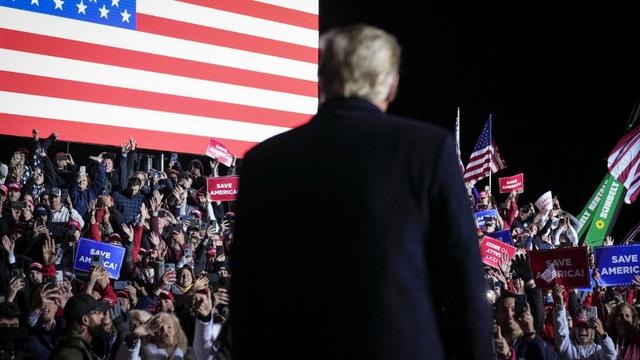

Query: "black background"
<box><xmin>1</xmin><ymin>2</ymin><xmax>639</xmax><ymax>240</ymax></box>
<box><xmin>318</xmin><ymin>1</ymin><xmax>640</xmax><ymax>240</ymax></box>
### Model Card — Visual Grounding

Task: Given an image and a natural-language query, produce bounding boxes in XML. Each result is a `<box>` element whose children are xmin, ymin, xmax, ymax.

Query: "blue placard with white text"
<box><xmin>489</xmin><ymin>230</ymin><xmax>512</xmax><ymax>245</ymax></box>
<box><xmin>73</xmin><ymin>237</ymin><xmax>126</xmax><ymax>279</ymax></box>
<box><xmin>475</xmin><ymin>209</ymin><xmax>498</xmax><ymax>228</ymax></box>
<box><xmin>595</xmin><ymin>244</ymin><xmax>640</xmax><ymax>286</ymax></box>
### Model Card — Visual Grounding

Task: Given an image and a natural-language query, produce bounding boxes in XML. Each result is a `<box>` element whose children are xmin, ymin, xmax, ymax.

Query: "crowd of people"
<box><xmin>478</xmin><ymin>187</ymin><xmax>640</xmax><ymax>359</ymax></box>
<box><xmin>0</xmin><ymin>130</ymin><xmax>232</xmax><ymax>359</ymax></box>
<box><xmin>0</xmin><ymin>128</ymin><xmax>639</xmax><ymax>360</ymax></box>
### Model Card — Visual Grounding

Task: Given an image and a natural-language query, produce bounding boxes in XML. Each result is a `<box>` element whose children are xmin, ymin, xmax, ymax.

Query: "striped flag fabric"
<box><xmin>608</xmin><ymin>125</ymin><xmax>640</xmax><ymax>204</ymax></box>
<box><xmin>463</xmin><ymin>117</ymin><xmax>507</xmax><ymax>185</ymax></box>
<box><xmin>0</xmin><ymin>0</ymin><xmax>318</xmax><ymax>156</ymax></box>
<box><xmin>540</xmin><ymin>264</ymin><xmax>558</xmax><ymax>284</ymax></box>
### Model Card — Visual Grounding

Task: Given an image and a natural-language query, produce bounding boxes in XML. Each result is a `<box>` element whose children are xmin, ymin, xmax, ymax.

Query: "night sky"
<box><xmin>319</xmin><ymin>1</ymin><xmax>640</xmax><ymax>240</ymax></box>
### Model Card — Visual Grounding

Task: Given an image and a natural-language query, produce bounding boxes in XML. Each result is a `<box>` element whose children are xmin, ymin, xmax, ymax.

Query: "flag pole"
<box><xmin>455</xmin><ymin>107</ymin><xmax>461</xmax><ymax>157</ymax></box>
<box><xmin>488</xmin><ymin>114</ymin><xmax>492</xmax><ymax>193</ymax></box>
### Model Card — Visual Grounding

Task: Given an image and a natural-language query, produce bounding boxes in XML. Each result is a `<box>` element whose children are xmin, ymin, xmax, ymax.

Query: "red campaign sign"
<box><xmin>205</xmin><ymin>138</ymin><xmax>234</xmax><ymax>167</ymax></box>
<box><xmin>207</xmin><ymin>176</ymin><xmax>239</xmax><ymax>202</ymax></box>
<box><xmin>479</xmin><ymin>236</ymin><xmax>517</xmax><ymax>268</ymax></box>
<box><xmin>529</xmin><ymin>247</ymin><xmax>590</xmax><ymax>288</ymax></box>
<box><xmin>498</xmin><ymin>173</ymin><xmax>524</xmax><ymax>193</ymax></box>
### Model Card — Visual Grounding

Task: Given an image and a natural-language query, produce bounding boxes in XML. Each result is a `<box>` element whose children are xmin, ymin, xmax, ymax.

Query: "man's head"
<box><xmin>319</xmin><ymin>24</ymin><xmax>401</xmax><ymax>111</ymax></box>
<box><xmin>50</xmin><ymin>187</ymin><xmax>62</xmax><ymax>209</ymax></box>
<box><xmin>102</xmin><ymin>153</ymin><xmax>115</xmax><ymax>173</ymax></box>
<box><xmin>571</xmin><ymin>310</ymin><xmax>594</xmax><ymax>345</ymax></box>
<box><xmin>0</xmin><ymin>302</ymin><xmax>20</xmax><ymax>328</ymax></box>
<box><xmin>7</xmin><ymin>182</ymin><xmax>21</xmax><ymax>202</ymax></box>
<box><xmin>28</xmin><ymin>262</ymin><xmax>45</xmax><ymax>285</ymax></box>
<box><xmin>127</xmin><ymin>177</ymin><xmax>142</xmax><ymax>196</ymax></box>
<box><xmin>494</xmin><ymin>292</ymin><xmax>524</xmax><ymax>338</ymax></box>
<box><xmin>63</xmin><ymin>293</ymin><xmax>108</xmax><ymax>341</ymax></box>
<box><xmin>55</xmin><ymin>152</ymin><xmax>68</xmax><ymax>169</ymax></box>
<box><xmin>116</xmin><ymin>291</ymin><xmax>131</xmax><ymax>313</ymax></box>
<box><xmin>158</xmin><ymin>290</ymin><xmax>175</xmax><ymax>313</ymax></box>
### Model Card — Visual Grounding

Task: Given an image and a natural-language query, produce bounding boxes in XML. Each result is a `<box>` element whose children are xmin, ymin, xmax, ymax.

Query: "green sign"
<box><xmin>584</xmin><ymin>174</ymin><xmax>626</xmax><ymax>248</ymax></box>
<box><xmin>576</xmin><ymin>176</ymin><xmax>609</xmax><ymax>239</ymax></box>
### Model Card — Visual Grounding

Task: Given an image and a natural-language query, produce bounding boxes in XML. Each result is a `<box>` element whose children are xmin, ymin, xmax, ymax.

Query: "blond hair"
<box><xmin>319</xmin><ymin>24</ymin><xmax>401</xmax><ymax>103</ymax></box>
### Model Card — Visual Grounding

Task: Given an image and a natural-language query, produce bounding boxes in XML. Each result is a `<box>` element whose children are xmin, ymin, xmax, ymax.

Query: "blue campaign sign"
<box><xmin>595</xmin><ymin>244</ymin><xmax>640</xmax><ymax>286</ymax></box>
<box><xmin>489</xmin><ymin>230</ymin><xmax>512</xmax><ymax>245</ymax></box>
<box><xmin>74</xmin><ymin>238</ymin><xmax>126</xmax><ymax>279</ymax></box>
<box><xmin>475</xmin><ymin>209</ymin><xmax>498</xmax><ymax>228</ymax></box>
<box><xmin>575</xmin><ymin>269</ymin><xmax>596</xmax><ymax>292</ymax></box>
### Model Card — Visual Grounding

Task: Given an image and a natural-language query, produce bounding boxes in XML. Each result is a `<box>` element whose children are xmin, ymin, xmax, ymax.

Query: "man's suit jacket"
<box><xmin>232</xmin><ymin>97</ymin><xmax>492</xmax><ymax>359</ymax></box>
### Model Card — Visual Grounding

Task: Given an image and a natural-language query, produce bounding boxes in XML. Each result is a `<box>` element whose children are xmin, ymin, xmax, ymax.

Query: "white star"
<box><xmin>30</xmin><ymin>0</ymin><xmax>39</xmax><ymax>5</ymax></box>
<box><xmin>88</xmin><ymin>0</ymin><xmax>96</xmax><ymax>3</ymax></box>
<box><xmin>99</xmin><ymin>4</ymin><xmax>109</xmax><ymax>18</ymax></box>
<box><xmin>53</xmin><ymin>0</ymin><xmax>64</xmax><ymax>9</ymax></box>
<box><xmin>120</xmin><ymin>8</ymin><xmax>131</xmax><ymax>23</ymax></box>
<box><xmin>76</xmin><ymin>0</ymin><xmax>86</xmax><ymax>14</ymax></box>
<box><xmin>111</xmin><ymin>0</ymin><xmax>119</xmax><ymax>7</ymax></box>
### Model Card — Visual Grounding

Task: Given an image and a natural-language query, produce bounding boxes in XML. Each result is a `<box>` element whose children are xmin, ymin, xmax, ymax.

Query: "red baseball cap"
<box><xmin>479</xmin><ymin>191</ymin><xmax>489</xmax><ymax>198</ymax></box>
<box><xmin>68</xmin><ymin>219</ymin><xmax>82</xmax><ymax>231</ymax></box>
<box><xmin>7</xmin><ymin>182</ymin><xmax>20</xmax><ymax>192</ymax></box>
<box><xmin>573</xmin><ymin>310</ymin><xmax>589</xmax><ymax>325</ymax></box>
<box><xmin>107</xmin><ymin>233</ymin><xmax>121</xmax><ymax>243</ymax></box>
<box><xmin>29</xmin><ymin>262</ymin><xmax>44</xmax><ymax>272</ymax></box>
<box><xmin>159</xmin><ymin>290</ymin><xmax>175</xmax><ymax>303</ymax></box>
<box><xmin>116</xmin><ymin>291</ymin><xmax>130</xmax><ymax>300</ymax></box>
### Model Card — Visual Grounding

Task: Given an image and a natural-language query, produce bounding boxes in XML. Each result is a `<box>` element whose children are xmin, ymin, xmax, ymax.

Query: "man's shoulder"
<box><xmin>50</xmin><ymin>333</ymin><xmax>90</xmax><ymax>359</ymax></box>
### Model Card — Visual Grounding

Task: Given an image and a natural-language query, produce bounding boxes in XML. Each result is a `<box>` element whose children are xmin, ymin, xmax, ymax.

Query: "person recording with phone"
<box><xmin>552</xmin><ymin>285</ymin><xmax>616</xmax><ymax>359</ymax></box>
<box><xmin>69</xmin><ymin>155</ymin><xmax>107</xmax><ymax>218</ymax></box>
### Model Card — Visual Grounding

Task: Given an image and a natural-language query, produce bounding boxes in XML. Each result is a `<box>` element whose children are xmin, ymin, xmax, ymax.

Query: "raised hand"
<box><xmin>2</xmin><ymin>235</ymin><xmax>15</xmax><ymax>253</ymax></box>
<box><xmin>7</xmin><ymin>276</ymin><xmax>25</xmax><ymax>303</ymax></box>
<box><xmin>493</xmin><ymin>323</ymin><xmax>510</xmax><ymax>357</ymax></box>
<box><xmin>133</xmin><ymin>316</ymin><xmax>158</xmax><ymax>339</ymax></box>
<box><xmin>604</xmin><ymin>235</ymin><xmax>614</xmax><ymax>246</ymax></box>
<box><xmin>192</xmin><ymin>291</ymin><xmax>213</xmax><ymax>317</ymax></box>
<box><xmin>150</xmin><ymin>192</ymin><xmax>163</xmax><ymax>213</ymax></box>
<box><xmin>589</xmin><ymin>317</ymin><xmax>605</xmax><ymax>336</ymax></box>
<box><xmin>122</xmin><ymin>224</ymin><xmax>134</xmax><ymax>240</ymax></box>
<box><xmin>213</xmin><ymin>287</ymin><xmax>229</xmax><ymax>308</ymax></box>
<box><xmin>140</xmin><ymin>202</ymin><xmax>149</xmax><ymax>221</ymax></box>
<box><xmin>192</xmin><ymin>275</ymin><xmax>209</xmax><ymax>293</ymax></box>
<box><xmin>553</xmin><ymin>285</ymin><xmax>565</xmax><ymax>305</ymax></box>
<box><xmin>42</xmin><ymin>237</ymin><xmax>57</xmax><ymax>265</ymax></box>
<box><xmin>517</xmin><ymin>303</ymin><xmax>535</xmax><ymax>336</ymax></box>
<box><xmin>149</xmin><ymin>232</ymin><xmax>161</xmax><ymax>248</ymax></box>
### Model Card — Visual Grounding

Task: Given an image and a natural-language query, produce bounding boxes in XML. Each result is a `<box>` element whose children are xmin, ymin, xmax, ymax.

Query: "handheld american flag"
<box><xmin>608</xmin><ymin>125</ymin><xmax>640</xmax><ymax>204</ymax></box>
<box><xmin>540</xmin><ymin>264</ymin><xmax>558</xmax><ymax>284</ymax></box>
<box><xmin>463</xmin><ymin>117</ymin><xmax>506</xmax><ymax>185</ymax></box>
<box><xmin>0</xmin><ymin>0</ymin><xmax>318</xmax><ymax>156</ymax></box>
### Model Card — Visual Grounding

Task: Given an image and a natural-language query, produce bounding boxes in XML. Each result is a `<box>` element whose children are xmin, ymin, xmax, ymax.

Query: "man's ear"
<box><xmin>385</xmin><ymin>72</ymin><xmax>399</xmax><ymax>104</ymax></box>
<box><xmin>81</xmin><ymin>314</ymin><xmax>90</xmax><ymax>328</ymax></box>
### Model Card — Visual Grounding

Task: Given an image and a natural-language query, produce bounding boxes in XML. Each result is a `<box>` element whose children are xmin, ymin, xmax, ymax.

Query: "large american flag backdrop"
<box><xmin>0</xmin><ymin>0</ymin><xmax>318</xmax><ymax>156</ymax></box>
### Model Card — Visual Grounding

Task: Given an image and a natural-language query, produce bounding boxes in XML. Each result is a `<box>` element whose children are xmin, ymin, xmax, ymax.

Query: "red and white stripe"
<box><xmin>608</xmin><ymin>125</ymin><xmax>640</xmax><ymax>204</ymax></box>
<box><xmin>463</xmin><ymin>140</ymin><xmax>506</xmax><ymax>185</ymax></box>
<box><xmin>0</xmin><ymin>0</ymin><xmax>318</xmax><ymax>156</ymax></box>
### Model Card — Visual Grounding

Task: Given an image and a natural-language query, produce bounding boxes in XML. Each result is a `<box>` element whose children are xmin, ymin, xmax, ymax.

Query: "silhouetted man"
<box><xmin>233</xmin><ymin>24</ymin><xmax>492</xmax><ymax>360</ymax></box>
